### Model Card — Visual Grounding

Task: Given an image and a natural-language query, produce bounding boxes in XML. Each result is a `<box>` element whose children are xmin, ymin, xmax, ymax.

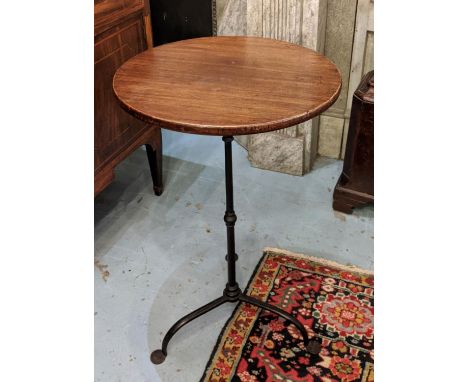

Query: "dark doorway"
<box><xmin>149</xmin><ymin>0</ymin><xmax>216</xmax><ymax>46</ymax></box>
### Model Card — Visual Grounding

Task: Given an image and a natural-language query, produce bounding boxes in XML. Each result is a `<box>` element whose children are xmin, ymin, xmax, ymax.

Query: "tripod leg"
<box><xmin>150</xmin><ymin>296</ymin><xmax>228</xmax><ymax>364</ymax></box>
<box><xmin>239</xmin><ymin>294</ymin><xmax>322</xmax><ymax>355</ymax></box>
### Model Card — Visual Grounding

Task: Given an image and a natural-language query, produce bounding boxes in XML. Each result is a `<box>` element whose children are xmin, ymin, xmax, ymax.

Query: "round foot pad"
<box><xmin>306</xmin><ymin>340</ymin><xmax>322</xmax><ymax>355</ymax></box>
<box><xmin>153</xmin><ymin>186</ymin><xmax>164</xmax><ymax>196</ymax></box>
<box><xmin>150</xmin><ymin>350</ymin><xmax>166</xmax><ymax>364</ymax></box>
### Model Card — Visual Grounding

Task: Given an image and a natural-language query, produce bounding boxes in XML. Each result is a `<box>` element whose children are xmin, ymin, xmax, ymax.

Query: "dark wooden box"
<box><xmin>333</xmin><ymin>70</ymin><xmax>374</xmax><ymax>214</ymax></box>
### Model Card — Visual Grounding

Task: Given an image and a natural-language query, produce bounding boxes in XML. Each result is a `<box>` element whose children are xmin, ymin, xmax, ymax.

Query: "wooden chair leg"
<box><xmin>145</xmin><ymin>128</ymin><xmax>163</xmax><ymax>196</ymax></box>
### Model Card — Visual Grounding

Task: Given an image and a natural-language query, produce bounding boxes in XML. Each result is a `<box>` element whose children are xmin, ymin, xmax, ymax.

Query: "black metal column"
<box><xmin>150</xmin><ymin>136</ymin><xmax>321</xmax><ymax>365</ymax></box>
<box><xmin>222</xmin><ymin>136</ymin><xmax>241</xmax><ymax>299</ymax></box>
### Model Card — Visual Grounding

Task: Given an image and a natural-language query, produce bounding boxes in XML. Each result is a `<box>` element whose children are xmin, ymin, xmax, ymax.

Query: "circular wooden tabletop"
<box><xmin>113</xmin><ymin>36</ymin><xmax>341</xmax><ymax>136</ymax></box>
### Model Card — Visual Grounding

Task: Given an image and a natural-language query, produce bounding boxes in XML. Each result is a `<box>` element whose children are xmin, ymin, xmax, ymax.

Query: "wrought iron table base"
<box><xmin>151</xmin><ymin>136</ymin><xmax>322</xmax><ymax>365</ymax></box>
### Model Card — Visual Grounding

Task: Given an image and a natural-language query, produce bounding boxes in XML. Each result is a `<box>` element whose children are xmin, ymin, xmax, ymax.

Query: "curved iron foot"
<box><xmin>150</xmin><ymin>295</ymin><xmax>228</xmax><ymax>364</ymax></box>
<box><xmin>239</xmin><ymin>294</ymin><xmax>322</xmax><ymax>355</ymax></box>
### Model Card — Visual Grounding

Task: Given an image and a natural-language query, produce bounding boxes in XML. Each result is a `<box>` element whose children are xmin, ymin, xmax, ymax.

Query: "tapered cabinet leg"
<box><xmin>145</xmin><ymin>127</ymin><xmax>163</xmax><ymax>196</ymax></box>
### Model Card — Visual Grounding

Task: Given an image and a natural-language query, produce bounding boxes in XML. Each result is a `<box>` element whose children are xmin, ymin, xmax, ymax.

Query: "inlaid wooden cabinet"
<box><xmin>94</xmin><ymin>0</ymin><xmax>163</xmax><ymax>196</ymax></box>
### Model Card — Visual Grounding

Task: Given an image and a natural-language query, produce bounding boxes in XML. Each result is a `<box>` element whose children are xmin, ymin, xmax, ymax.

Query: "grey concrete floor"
<box><xmin>94</xmin><ymin>131</ymin><xmax>374</xmax><ymax>382</ymax></box>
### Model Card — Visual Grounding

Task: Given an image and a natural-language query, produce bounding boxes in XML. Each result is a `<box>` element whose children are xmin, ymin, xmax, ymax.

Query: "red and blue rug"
<box><xmin>201</xmin><ymin>248</ymin><xmax>374</xmax><ymax>382</ymax></box>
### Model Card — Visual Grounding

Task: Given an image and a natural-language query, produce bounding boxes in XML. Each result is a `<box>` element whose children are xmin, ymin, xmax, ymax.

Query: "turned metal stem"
<box><xmin>223</xmin><ymin>136</ymin><xmax>240</xmax><ymax>295</ymax></box>
<box><xmin>150</xmin><ymin>136</ymin><xmax>321</xmax><ymax>365</ymax></box>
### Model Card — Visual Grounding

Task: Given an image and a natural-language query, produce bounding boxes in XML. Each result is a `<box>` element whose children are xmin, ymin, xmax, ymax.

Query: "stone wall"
<box><xmin>245</xmin><ymin>0</ymin><xmax>327</xmax><ymax>176</ymax></box>
<box><xmin>319</xmin><ymin>0</ymin><xmax>374</xmax><ymax>159</ymax></box>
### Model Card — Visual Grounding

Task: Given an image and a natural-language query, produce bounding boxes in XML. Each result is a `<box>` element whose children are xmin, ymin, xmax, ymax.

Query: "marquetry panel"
<box><xmin>94</xmin><ymin>0</ymin><xmax>161</xmax><ymax>197</ymax></box>
<box><xmin>94</xmin><ymin>15</ymin><xmax>148</xmax><ymax>169</ymax></box>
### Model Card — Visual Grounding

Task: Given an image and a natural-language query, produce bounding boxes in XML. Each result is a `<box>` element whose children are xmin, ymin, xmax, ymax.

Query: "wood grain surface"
<box><xmin>113</xmin><ymin>36</ymin><xmax>342</xmax><ymax>136</ymax></box>
<box><xmin>94</xmin><ymin>0</ymin><xmax>163</xmax><ymax>196</ymax></box>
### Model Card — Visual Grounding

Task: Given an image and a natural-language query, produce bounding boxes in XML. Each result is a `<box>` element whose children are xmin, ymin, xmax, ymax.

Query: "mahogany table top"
<box><xmin>113</xmin><ymin>36</ymin><xmax>341</xmax><ymax>136</ymax></box>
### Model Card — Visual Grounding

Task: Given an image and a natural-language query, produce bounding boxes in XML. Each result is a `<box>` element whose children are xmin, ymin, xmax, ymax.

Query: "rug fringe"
<box><xmin>263</xmin><ymin>247</ymin><xmax>374</xmax><ymax>276</ymax></box>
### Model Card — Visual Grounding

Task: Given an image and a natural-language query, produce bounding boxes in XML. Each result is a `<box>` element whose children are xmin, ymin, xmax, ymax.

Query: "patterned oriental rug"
<box><xmin>200</xmin><ymin>248</ymin><xmax>374</xmax><ymax>382</ymax></box>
